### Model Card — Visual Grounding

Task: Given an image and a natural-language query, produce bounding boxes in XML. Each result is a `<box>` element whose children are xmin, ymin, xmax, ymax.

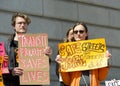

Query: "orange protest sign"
<box><xmin>18</xmin><ymin>33</ymin><xmax>50</xmax><ymax>85</ymax></box>
<box><xmin>58</xmin><ymin>38</ymin><xmax>107</xmax><ymax>72</ymax></box>
<box><xmin>0</xmin><ymin>56</ymin><xmax>4</xmax><ymax>86</ymax></box>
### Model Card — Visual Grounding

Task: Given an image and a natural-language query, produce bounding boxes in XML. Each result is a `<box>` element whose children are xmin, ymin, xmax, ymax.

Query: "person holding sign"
<box><xmin>3</xmin><ymin>12</ymin><xmax>52</xmax><ymax>86</ymax></box>
<box><xmin>56</xmin><ymin>22</ymin><xmax>112</xmax><ymax>86</ymax></box>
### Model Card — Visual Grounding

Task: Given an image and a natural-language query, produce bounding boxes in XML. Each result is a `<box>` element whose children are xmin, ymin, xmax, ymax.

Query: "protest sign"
<box><xmin>58</xmin><ymin>38</ymin><xmax>108</xmax><ymax>72</ymax></box>
<box><xmin>0</xmin><ymin>42</ymin><xmax>5</xmax><ymax>56</ymax></box>
<box><xmin>18</xmin><ymin>33</ymin><xmax>50</xmax><ymax>85</ymax></box>
<box><xmin>2</xmin><ymin>60</ymin><xmax>9</xmax><ymax>74</ymax></box>
<box><xmin>105</xmin><ymin>79</ymin><xmax>120</xmax><ymax>86</ymax></box>
<box><xmin>0</xmin><ymin>42</ymin><xmax>5</xmax><ymax>86</ymax></box>
<box><xmin>0</xmin><ymin>56</ymin><xmax>3</xmax><ymax>86</ymax></box>
<box><xmin>0</xmin><ymin>42</ymin><xmax>9</xmax><ymax>74</ymax></box>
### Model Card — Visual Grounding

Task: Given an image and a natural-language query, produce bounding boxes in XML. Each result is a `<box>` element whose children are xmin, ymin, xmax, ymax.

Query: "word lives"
<box><xmin>21</xmin><ymin>71</ymin><xmax>49</xmax><ymax>85</ymax></box>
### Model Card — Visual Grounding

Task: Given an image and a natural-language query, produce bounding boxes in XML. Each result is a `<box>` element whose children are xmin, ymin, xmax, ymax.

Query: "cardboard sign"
<box><xmin>18</xmin><ymin>34</ymin><xmax>50</xmax><ymax>85</ymax></box>
<box><xmin>0</xmin><ymin>42</ymin><xmax>5</xmax><ymax>56</ymax></box>
<box><xmin>105</xmin><ymin>79</ymin><xmax>120</xmax><ymax>86</ymax></box>
<box><xmin>58</xmin><ymin>38</ymin><xmax>108</xmax><ymax>72</ymax></box>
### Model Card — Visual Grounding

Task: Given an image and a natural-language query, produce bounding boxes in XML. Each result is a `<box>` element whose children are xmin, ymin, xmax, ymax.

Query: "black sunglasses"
<box><xmin>74</xmin><ymin>30</ymin><xmax>85</xmax><ymax>34</ymax></box>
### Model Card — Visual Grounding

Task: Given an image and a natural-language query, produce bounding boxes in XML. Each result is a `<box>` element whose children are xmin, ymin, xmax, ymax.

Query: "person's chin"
<box><xmin>76</xmin><ymin>38</ymin><xmax>82</xmax><ymax>41</ymax></box>
<box><xmin>17</xmin><ymin>31</ymin><xmax>26</xmax><ymax>34</ymax></box>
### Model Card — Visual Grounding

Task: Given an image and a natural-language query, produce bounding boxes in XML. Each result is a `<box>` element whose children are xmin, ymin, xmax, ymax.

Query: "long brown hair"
<box><xmin>73</xmin><ymin>22</ymin><xmax>88</xmax><ymax>40</ymax></box>
<box><xmin>64</xmin><ymin>28</ymin><xmax>75</xmax><ymax>42</ymax></box>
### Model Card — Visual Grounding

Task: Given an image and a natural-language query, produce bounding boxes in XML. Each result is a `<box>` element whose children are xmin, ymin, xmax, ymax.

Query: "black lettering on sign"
<box><xmin>81</xmin><ymin>42</ymin><xmax>105</xmax><ymax>53</ymax></box>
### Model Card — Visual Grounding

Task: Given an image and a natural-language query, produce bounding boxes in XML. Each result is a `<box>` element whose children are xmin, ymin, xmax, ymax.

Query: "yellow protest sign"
<box><xmin>58</xmin><ymin>38</ymin><xmax>108</xmax><ymax>72</ymax></box>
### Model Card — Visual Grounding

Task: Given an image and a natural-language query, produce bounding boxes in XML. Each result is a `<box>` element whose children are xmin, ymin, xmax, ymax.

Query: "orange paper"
<box><xmin>0</xmin><ymin>56</ymin><xmax>4</xmax><ymax>86</ymax></box>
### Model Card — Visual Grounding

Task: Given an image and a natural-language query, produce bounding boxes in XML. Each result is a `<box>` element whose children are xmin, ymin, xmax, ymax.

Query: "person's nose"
<box><xmin>77</xmin><ymin>32</ymin><xmax>80</xmax><ymax>35</ymax></box>
<box><xmin>21</xmin><ymin>23</ymin><xmax>25</xmax><ymax>26</ymax></box>
<box><xmin>21</xmin><ymin>23</ymin><xmax>26</xmax><ymax>28</ymax></box>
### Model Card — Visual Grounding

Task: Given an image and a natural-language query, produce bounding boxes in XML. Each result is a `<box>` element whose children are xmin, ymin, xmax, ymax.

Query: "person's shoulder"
<box><xmin>8</xmin><ymin>34</ymin><xmax>15</xmax><ymax>41</ymax></box>
<box><xmin>4</xmin><ymin>34</ymin><xmax>14</xmax><ymax>49</ymax></box>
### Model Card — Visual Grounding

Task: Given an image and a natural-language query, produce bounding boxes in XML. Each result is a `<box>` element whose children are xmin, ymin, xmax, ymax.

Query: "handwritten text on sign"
<box><xmin>18</xmin><ymin>34</ymin><xmax>50</xmax><ymax>85</ymax></box>
<box><xmin>0</xmin><ymin>42</ymin><xmax>5</xmax><ymax>86</ymax></box>
<box><xmin>105</xmin><ymin>79</ymin><xmax>120</xmax><ymax>86</ymax></box>
<box><xmin>0</xmin><ymin>56</ymin><xmax>4</xmax><ymax>86</ymax></box>
<box><xmin>58</xmin><ymin>38</ymin><xmax>107</xmax><ymax>72</ymax></box>
<box><xmin>0</xmin><ymin>42</ymin><xmax>5</xmax><ymax>56</ymax></box>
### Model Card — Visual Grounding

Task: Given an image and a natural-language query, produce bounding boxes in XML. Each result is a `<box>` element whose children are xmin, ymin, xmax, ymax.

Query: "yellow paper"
<box><xmin>58</xmin><ymin>38</ymin><xmax>107</xmax><ymax>72</ymax></box>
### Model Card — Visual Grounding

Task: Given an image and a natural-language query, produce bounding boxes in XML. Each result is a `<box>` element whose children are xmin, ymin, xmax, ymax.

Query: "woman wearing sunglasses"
<box><xmin>56</xmin><ymin>22</ymin><xmax>111</xmax><ymax>86</ymax></box>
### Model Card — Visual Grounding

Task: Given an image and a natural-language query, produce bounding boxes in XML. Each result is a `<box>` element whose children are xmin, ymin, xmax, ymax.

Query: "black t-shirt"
<box><xmin>13</xmin><ymin>40</ymin><xmax>18</xmax><ymax>67</ymax></box>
